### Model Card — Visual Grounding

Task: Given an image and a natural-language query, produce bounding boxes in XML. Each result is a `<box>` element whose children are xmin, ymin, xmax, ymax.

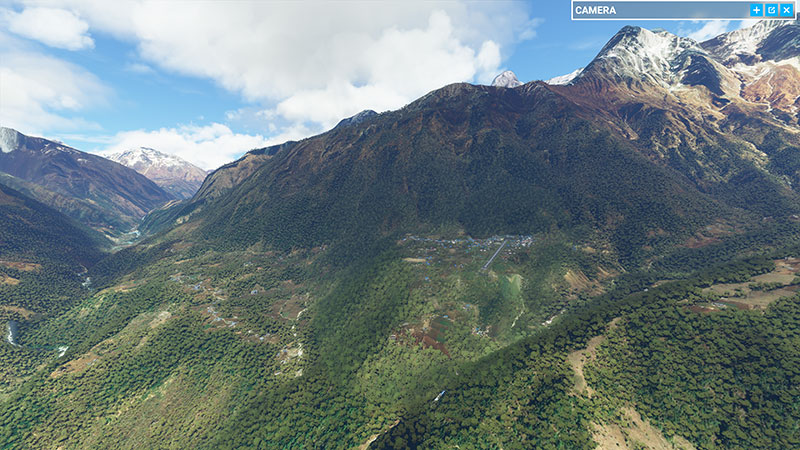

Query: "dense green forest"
<box><xmin>0</xmin><ymin>182</ymin><xmax>108</xmax><ymax>321</ymax></box>
<box><xmin>372</xmin><ymin>256</ymin><xmax>798</xmax><ymax>449</ymax></box>
<box><xmin>2</xmin><ymin>215</ymin><xmax>798</xmax><ymax>448</ymax></box>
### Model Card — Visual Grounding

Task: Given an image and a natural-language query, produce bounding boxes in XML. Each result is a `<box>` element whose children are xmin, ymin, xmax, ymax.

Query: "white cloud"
<box><xmin>0</xmin><ymin>34</ymin><xmax>109</xmax><ymax>134</ymax></box>
<box><xmin>679</xmin><ymin>20</ymin><xmax>732</xmax><ymax>42</ymax></box>
<box><xmin>99</xmin><ymin>123</ymin><xmax>272</xmax><ymax>170</ymax></box>
<box><xmin>2</xmin><ymin>1</ymin><xmax>539</xmax><ymax>168</ymax></box>
<box><xmin>735</xmin><ymin>19</ymin><xmax>762</xmax><ymax>31</ymax></box>
<box><xmin>1</xmin><ymin>6</ymin><xmax>93</xmax><ymax>50</ymax></box>
<box><xmin>124</xmin><ymin>62</ymin><xmax>154</xmax><ymax>75</ymax></box>
<box><xmin>519</xmin><ymin>18</ymin><xmax>545</xmax><ymax>41</ymax></box>
<box><xmin>24</xmin><ymin>0</ymin><xmax>537</xmax><ymax>131</ymax></box>
<box><xmin>267</xmin><ymin>11</ymin><xmax>508</xmax><ymax>128</ymax></box>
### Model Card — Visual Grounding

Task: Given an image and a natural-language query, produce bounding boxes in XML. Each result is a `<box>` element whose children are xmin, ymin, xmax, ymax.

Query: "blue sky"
<box><xmin>0</xmin><ymin>1</ymin><xmax>750</xmax><ymax>169</ymax></box>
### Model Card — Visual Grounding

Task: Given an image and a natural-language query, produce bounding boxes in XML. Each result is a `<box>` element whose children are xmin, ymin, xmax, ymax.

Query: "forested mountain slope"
<box><xmin>0</xmin><ymin>180</ymin><xmax>107</xmax><ymax>326</ymax></box>
<box><xmin>0</xmin><ymin>182</ymin><xmax>107</xmax><ymax>267</ymax></box>
<box><xmin>148</xmin><ymin>23</ymin><xmax>800</xmax><ymax>262</ymax></box>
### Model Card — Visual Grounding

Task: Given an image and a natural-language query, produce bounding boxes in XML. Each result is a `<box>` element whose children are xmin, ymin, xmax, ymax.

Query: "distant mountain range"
<box><xmin>0</xmin><ymin>127</ymin><xmax>174</xmax><ymax>237</ymax></box>
<box><xmin>107</xmin><ymin>147</ymin><xmax>207</xmax><ymax>199</ymax></box>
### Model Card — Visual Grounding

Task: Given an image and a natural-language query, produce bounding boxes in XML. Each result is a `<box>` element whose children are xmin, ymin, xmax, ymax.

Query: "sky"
<box><xmin>0</xmin><ymin>0</ymin><xmax>758</xmax><ymax>170</ymax></box>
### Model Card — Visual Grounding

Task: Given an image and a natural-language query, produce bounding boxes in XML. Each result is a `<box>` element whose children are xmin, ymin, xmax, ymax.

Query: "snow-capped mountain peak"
<box><xmin>107</xmin><ymin>147</ymin><xmax>207</xmax><ymax>199</ymax></box>
<box><xmin>581</xmin><ymin>26</ymin><xmax>702</xmax><ymax>86</ymax></box>
<box><xmin>701</xmin><ymin>20</ymin><xmax>794</xmax><ymax>65</ymax></box>
<box><xmin>0</xmin><ymin>127</ymin><xmax>78</xmax><ymax>154</ymax></box>
<box><xmin>571</xmin><ymin>25</ymin><xmax>742</xmax><ymax>98</ymax></box>
<box><xmin>491</xmin><ymin>70</ymin><xmax>523</xmax><ymax>88</ymax></box>
<box><xmin>335</xmin><ymin>110</ymin><xmax>378</xmax><ymax>129</ymax></box>
<box><xmin>546</xmin><ymin>67</ymin><xmax>584</xmax><ymax>85</ymax></box>
<box><xmin>109</xmin><ymin>147</ymin><xmax>187</xmax><ymax>169</ymax></box>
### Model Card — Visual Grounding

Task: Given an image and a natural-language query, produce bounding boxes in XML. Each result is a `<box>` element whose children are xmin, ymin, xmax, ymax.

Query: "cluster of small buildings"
<box><xmin>472</xmin><ymin>326</ymin><xmax>490</xmax><ymax>337</ymax></box>
<box><xmin>204</xmin><ymin>305</ymin><xmax>272</xmax><ymax>343</ymax></box>
<box><xmin>401</xmin><ymin>235</ymin><xmax>535</xmax><ymax>266</ymax></box>
<box><xmin>402</xmin><ymin>234</ymin><xmax>534</xmax><ymax>249</ymax></box>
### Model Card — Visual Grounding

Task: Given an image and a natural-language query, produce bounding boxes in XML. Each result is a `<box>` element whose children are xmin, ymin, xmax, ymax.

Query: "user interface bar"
<box><xmin>572</xmin><ymin>1</ymin><xmax>796</xmax><ymax>20</ymax></box>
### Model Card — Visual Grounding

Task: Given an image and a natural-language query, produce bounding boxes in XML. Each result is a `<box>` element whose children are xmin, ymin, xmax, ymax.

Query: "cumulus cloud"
<box><xmin>265</xmin><ymin>11</ymin><xmax>506</xmax><ymax>128</ymax></box>
<box><xmin>1</xmin><ymin>6</ymin><xmax>93</xmax><ymax>50</ymax></box>
<box><xmin>23</xmin><ymin>0</ymin><xmax>537</xmax><ymax>131</ymax></box>
<box><xmin>0</xmin><ymin>34</ymin><xmax>109</xmax><ymax>134</ymax></box>
<box><xmin>3</xmin><ymin>1</ymin><xmax>539</xmax><ymax>167</ymax></box>
<box><xmin>99</xmin><ymin>123</ymin><xmax>273</xmax><ymax>170</ymax></box>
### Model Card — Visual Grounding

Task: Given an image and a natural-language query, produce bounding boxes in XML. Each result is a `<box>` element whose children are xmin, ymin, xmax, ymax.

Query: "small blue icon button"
<box><xmin>780</xmin><ymin>3</ymin><xmax>794</xmax><ymax>17</ymax></box>
<box><xmin>765</xmin><ymin>3</ymin><xmax>780</xmax><ymax>16</ymax></box>
<box><xmin>751</xmin><ymin>3</ymin><xmax>764</xmax><ymax>16</ymax></box>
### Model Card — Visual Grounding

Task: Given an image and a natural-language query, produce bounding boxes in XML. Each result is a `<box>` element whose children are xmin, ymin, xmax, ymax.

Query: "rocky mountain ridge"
<box><xmin>107</xmin><ymin>147</ymin><xmax>207</xmax><ymax>199</ymax></box>
<box><xmin>0</xmin><ymin>127</ymin><xmax>174</xmax><ymax>237</ymax></box>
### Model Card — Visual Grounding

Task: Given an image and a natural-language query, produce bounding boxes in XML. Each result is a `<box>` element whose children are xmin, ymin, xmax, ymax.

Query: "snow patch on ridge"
<box><xmin>702</xmin><ymin>20</ymin><xmax>793</xmax><ymax>65</ymax></box>
<box><xmin>334</xmin><ymin>110</ymin><xmax>378</xmax><ymax>129</ymax></box>
<box><xmin>0</xmin><ymin>127</ymin><xmax>22</xmax><ymax>153</ymax></box>
<box><xmin>546</xmin><ymin>67</ymin><xmax>584</xmax><ymax>85</ymax></box>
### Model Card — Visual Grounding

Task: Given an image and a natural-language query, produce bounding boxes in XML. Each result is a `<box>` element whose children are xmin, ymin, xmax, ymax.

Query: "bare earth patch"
<box><xmin>149</xmin><ymin>311</ymin><xmax>173</xmax><ymax>328</ymax></box>
<box><xmin>51</xmin><ymin>352</ymin><xmax>102</xmax><ymax>378</ymax></box>
<box><xmin>570</xmin><ymin>319</ymin><xmax>695</xmax><ymax>449</ymax></box>
<box><xmin>359</xmin><ymin>419</ymin><xmax>400</xmax><ymax>450</ymax></box>
<box><xmin>0</xmin><ymin>305</ymin><xmax>36</xmax><ymax>319</ymax></box>
<box><xmin>701</xmin><ymin>258</ymin><xmax>800</xmax><ymax>309</ymax></box>
<box><xmin>402</xmin><ymin>258</ymin><xmax>427</xmax><ymax>263</ymax></box>
<box><xmin>0</xmin><ymin>275</ymin><xmax>20</xmax><ymax>285</ymax></box>
<box><xmin>751</xmin><ymin>272</ymin><xmax>795</xmax><ymax>285</ymax></box>
<box><xmin>0</xmin><ymin>260</ymin><xmax>41</xmax><ymax>272</ymax></box>
<box><xmin>568</xmin><ymin>318</ymin><xmax>622</xmax><ymax>397</ymax></box>
<box><xmin>564</xmin><ymin>269</ymin><xmax>605</xmax><ymax>297</ymax></box>
<box><xmin>52</xmin><ymin>310</ymin><xmax>166</xmax><ymax>378</ymax></box>
<box><xmin>593</xmin><ymin>408</ymin><xmax>697</xmax><ymax>450</ymax></box>
<box><xmin>567</xmin><ymin>334</ymin><xmax>605</xmax><ymax>397</ymax></box>
<box><xmin>682</xmin><ymin>222</ymin><xmax>738</xmax><ymax>249</ymax></box>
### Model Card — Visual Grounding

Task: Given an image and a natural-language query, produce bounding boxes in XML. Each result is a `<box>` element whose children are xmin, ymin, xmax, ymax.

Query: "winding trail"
<box><xmin>510</xmin><ymin>299</ymin><xmax>525</xmax><ymax>329</ymax></box>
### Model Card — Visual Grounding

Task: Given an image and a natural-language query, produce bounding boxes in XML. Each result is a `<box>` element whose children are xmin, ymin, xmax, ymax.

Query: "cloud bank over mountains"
<box><xmin>0</xmin><ymin>1</ymin><xmax>539</xmax><ymax>169</ymax></box>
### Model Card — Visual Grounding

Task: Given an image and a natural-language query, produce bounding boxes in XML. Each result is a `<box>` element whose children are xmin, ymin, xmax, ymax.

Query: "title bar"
<box><xmin>572</xmin><ymin>1</ymin><xmax>796</xmax><ymax>20</ymax></box>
